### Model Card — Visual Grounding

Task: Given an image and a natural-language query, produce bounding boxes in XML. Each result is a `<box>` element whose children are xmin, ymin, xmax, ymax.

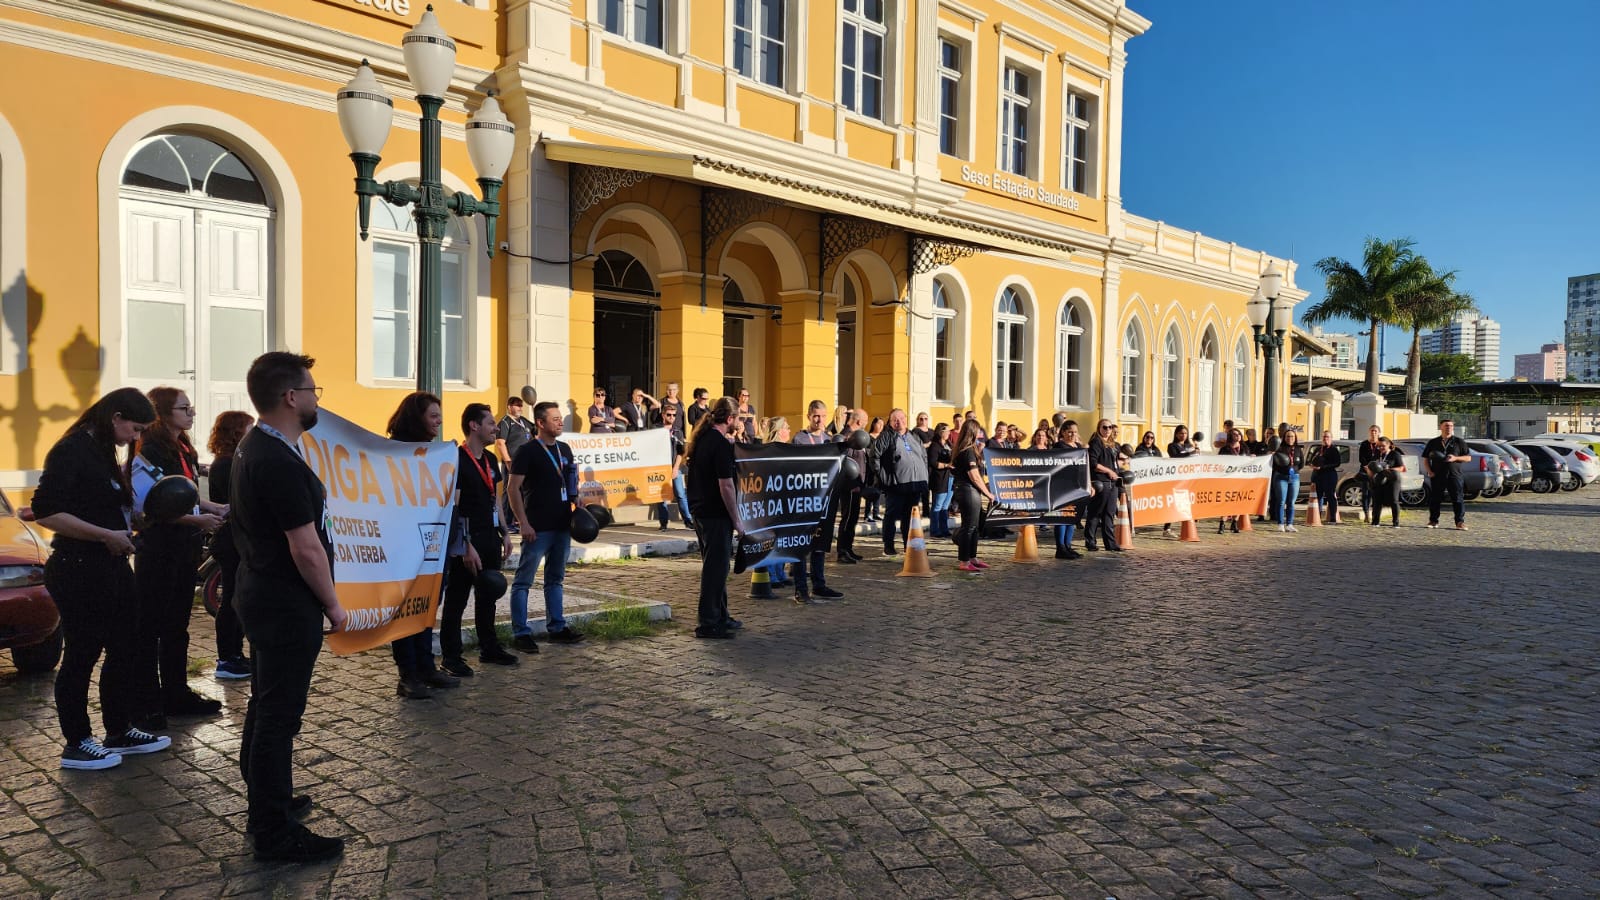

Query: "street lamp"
<box><xmin>1246</xmin><ymin>264</ymin><xmax>1290</xmax><ymax>427</ymax></box>
<box><xmin>336</xmin><ymin>5</ymin><xmax>515</xmax><ymax>396</ymax></box>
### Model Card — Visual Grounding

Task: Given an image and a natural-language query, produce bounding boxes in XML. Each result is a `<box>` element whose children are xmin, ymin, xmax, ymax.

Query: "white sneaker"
<box><xmin>61</xmin><ymin>737</ymin><xmax>123</xmax><ymax>771</ymax></box>
<box><xmin>1287</xmin><ymin>524</ymin><xmax>1298</xmax><ymax>532</ymax></box>
<box><xmin>1278</xmin><ymin>524</ymin><xmax>1286</xmax><ymax>532</ymax></box>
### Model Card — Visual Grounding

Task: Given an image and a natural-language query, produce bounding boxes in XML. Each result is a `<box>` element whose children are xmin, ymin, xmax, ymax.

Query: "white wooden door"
<box><xmin>1196</xmin><ymin>359</ymin><xmax>1216</xmax><ymax>448</ymax></box>
<box><xmin>123</xmin><ymin>198</ymin><xmax>196</xmax><ymax>399</ymax></box>
<box><xmin>198</xmin><ymin>210</ymin><xmax>271</xmax><ymax>438</ymax></box>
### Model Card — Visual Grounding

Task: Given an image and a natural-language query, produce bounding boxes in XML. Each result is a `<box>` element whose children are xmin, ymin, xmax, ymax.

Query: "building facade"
<box><xmin>1421</xmin><ymin>311</ymin><xmax>1501</xmax><ymax>381</ymax></box>
<box><xmin>1513</xmin><ymin>342</ymin><xmax>1565</xmax><ymax>381</ymax></box>
<box><xmin>1301</xmin><ymin>326</ymin><xmax>1358</xmax><ymax>370</ymax></box>
<box><xmin>1567</xmin><ymin>274</ymin><xmax>1600</xmax><ymax>382</ymax></box>
<box><xmin>0</xmin><ymin>0</ymin><xmax>1305</xmax><ymax>489</ymax></box>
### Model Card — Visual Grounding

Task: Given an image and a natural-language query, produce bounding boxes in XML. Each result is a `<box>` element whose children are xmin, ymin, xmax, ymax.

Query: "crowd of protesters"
<box><xmin>30</xmin><ymin>361</ymin><xmax>1471</xmax><ymax>862</ymax></box>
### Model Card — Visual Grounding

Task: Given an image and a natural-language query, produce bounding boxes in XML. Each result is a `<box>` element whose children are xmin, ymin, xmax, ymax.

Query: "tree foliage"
<box><xmin>1388</xmin><ymin>352</ymin><xmax>1480</xmax><ymax>385</ymax></box>
<box><xmin>1304</xmin><ymin>237</ymin><xmax>1433</xmax><ymax>395</ymax></box>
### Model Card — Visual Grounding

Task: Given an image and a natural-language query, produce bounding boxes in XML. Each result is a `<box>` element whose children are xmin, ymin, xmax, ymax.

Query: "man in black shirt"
<box><xmin>1422</xmin><ymin>418</ymin><xmax>1472</xmax><ymax>530</ymax></box>
<box><xmin>440</xmin><ymin>404</ymin><xmax>518</xmax><ymax>677</ymax></box>
<box><xmin>507</xmin><ymin>401</ymin><xmax>586</xmax><ymax>649</ymax></box>
<box><xmin>685</xmin><ymin>398</ymin><xmax>740</xmax><ymax>638</ymax></box>
<box><xmin>230</xmin><ymin>352</ymin><xmax>345</xmax><ymax>864</ymax></box>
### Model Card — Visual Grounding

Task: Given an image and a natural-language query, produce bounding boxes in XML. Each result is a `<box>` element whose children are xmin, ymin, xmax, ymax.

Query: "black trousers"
<box><xmin>234</xmin><ymin>577</ymin><xmax>323</xmax><ymax>846</ymax></box>
<box><xmin>953</xmin><ymin>487</ymin><xmax>984</xmax><ymax>561</ymax></box>
<box><xmin>212</xmin><ymin>536</ymin><xmax>246</xmax><ymax>660</ymax></box>
<box><xmin>696</xmin><ymin>516</ymin><xmax>733</xmax><ymax>629</ymax></box>
<box><xmin>1428</xmin><ymin>472</ymin><xmax>1465</xmax><ymax>524</ymax></box>
<box><xmin>133</xmin><ymin>535</ymin><xmax>204</xmax><ymax>715</ymax></box>
<box><xmin>836</xmin><ymin>492</ymin><xmax>861</xmax><ymax>555</ymax></box>
<box><xmin>47</xmin><ymin>550</ymin><xmax>139</xmax><ymax>744</ymax></box>
<box><xmin>441</xmin><ymin>529</ymin><xmax>505</xmax><ymax>660</ymax></box>
<box><xmin>883</xmin><ymin>481</ymin><xmax>927</xmax><ymax>552</ymax></box>
<box><xmin>1373</xmin><ymin>479</ymin><xmax>1401</xmax><ymax>525</ymax></box>
<box><xmin>1086</xmin><ymin>482</ymin><xmax>1119</xmax><ymax>549</ymax></box>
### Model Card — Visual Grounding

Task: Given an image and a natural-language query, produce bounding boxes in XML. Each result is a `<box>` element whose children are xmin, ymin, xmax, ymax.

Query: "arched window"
<box><xmin>1232</xmin><ymin>336</ymin><xmax>1251</xmax><ymax>421</ymax></box>
<box><xmin>1120</xmin><ymin>321</ymin><xmax>1143</xmax><ymax>417</ymax></box>
<box><xmin>1161</xmin><ymin>325</ymin><xmax>1182</xmax><ymax>419</ymax></box>
<box><xmin>594</xmin><ymin>249</ymin><xmax>657</xmax><ymax>296</ymax></box>
<box><xmin>122</xmin><ymin>134</ymin><xmax>267</xmax><ymax>205</ymax></box>
<box><xmin>1055</xmin><ymin>300</ymin><xmax>1086</xmax><ymax>408</ymax></box>
<box><xmin>932</xmin><ymin>279</ymin><xmax>956</xmax><ymax>402</ymax></box>
<box><xmin>370</xmin><ymin>195</ymin><xmax>473</xmax><ymax>383</ymax></box>
<box><xmin>994</xmin><ymin>286</ymin><xmax>1028</xmax><ymax>402</ymax></box>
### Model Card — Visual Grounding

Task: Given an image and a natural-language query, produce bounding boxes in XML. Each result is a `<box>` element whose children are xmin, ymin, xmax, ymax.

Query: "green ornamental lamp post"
<box><xmin>1245</xmin><ymin>264</ymin><xmax>1289</xmax><ymax>428</ymax></box>
<box><xmin>335</xmin><ymin>5</ymin><xmax>515</xmax><ymax>397</ymax></box>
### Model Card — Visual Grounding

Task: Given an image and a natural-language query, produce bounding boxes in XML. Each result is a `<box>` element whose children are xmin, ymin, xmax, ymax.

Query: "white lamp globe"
<box><xmin>335</xmin><ymin>61</ymin><xmax>393</xmax><ymax>156</ymax></box>
<box><xmin>402</xmin><ymin>6</ymin><xmax>457</xmax><ymax>99</ymax></box>
<box><xmin>466</xmin><ymin>93</ymin><xmax>516</xmax><ymax>181</ymax></box>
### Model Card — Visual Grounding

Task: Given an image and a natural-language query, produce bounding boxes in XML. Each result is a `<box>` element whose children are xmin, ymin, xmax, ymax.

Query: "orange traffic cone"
<box><xmin>1178</xmin><ymin>517</ymin><xmax>1200</xmax><ymax>542</ymax></box>
<box><xmin>1012</xmin><ymin>525</ymin><xmax>1041</xmax><ymax>563</ymax></box>
<box><xmin>1304</xmin><ymin>491</ymin><xmax>1323</xmax><ymax>527</ymax></box>
<box><xmin>1114</xmin><ymin>499</ymin><xmax>1134</xmax><ymax>549</ymax></box>
<box><xmin>1235</xmin><ymin>513</ymin><xmax>1253</xmax><ymax>532</ymax></box>
<box><xmin>896</xmin><ymin>505</ymin><xmax>935</xmax><ymax>578</ymax></box>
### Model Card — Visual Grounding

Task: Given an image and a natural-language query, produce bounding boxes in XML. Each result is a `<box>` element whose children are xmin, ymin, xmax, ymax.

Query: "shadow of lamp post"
<box><xmin>335</xmin><ymin>5</ymin><xmax>515</xmax><ymax>397</ymax></box>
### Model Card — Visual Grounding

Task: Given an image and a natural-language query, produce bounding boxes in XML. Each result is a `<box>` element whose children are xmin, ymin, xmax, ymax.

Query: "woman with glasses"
<box><xmin>1217</xmin><ymin>429</ymin><xmax>1246</xmax><ymax>533</ymax></box>
<box><xmin>1133</xmin><ymin>431</ymin><xmax>1162</xmax><ymax>458</ymax></box>
<box><xmin>1085</xmin><ymin>420</ymin><xmax>1123</xmax><ymax>552</ymax></box>
<box><xmin>587</xmin><ymin>389</ymin><xmax>621</xmax><ymax>433</ymax></box>
<box><xmin>129</xmin><ymin>388</ymin><xmax>228</xmax><ymax>729</ymax></box>
<box><xmin>1309</xmin><ymin>430</ymin><xmax>1343</xmax><ymax>523</ymax></box>
<box><xmin>387</xmin><ymin>392</ymin><xmax>459</xmax><ymax>700</ymax></box>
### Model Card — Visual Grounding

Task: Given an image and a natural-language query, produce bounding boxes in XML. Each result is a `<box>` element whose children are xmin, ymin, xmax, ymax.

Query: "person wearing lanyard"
<box><xmin>128</xmin><ymin>387</ymin><xmax>228</xmax><ymax>730</ymax></box>
<box><xmin>495</xmin><ymin>396</ymin><xmax>534</xmax><ymax>533</ymax></box>
<box><xmin>790</xmin><ymin>400</ymin><xmax>846</xmax><ymax>604</ymax></box>
<box><xmin>507</xmin><ymin>401</ymin><xmax>587</xmax><ymax>651</ymax></box>
<box><xmin>1086</xmin><ymin>419</ymin><xmax>1124</xmax><ymax>551</ymax></box>
<box><xmin>386</xmin><ymin>392</ymin><xmax>459</xmax><ymax>699</ymax></box>
<box><xmin>229</xmin><ymin>352</ymin><xmax>346</xmax><ymax>863</ymax></box>
<box><xmin>439</xmin><ymin>403</ymin><xmax>519</xmax><ymax>678</ymax></box>
<box><xmin>32</xmin><ymin>388</ymin><xmax>166</xmax><ymax>771</ymax></box>
<box><xmin>873</xmin><ymin>409</ymin><xmax>930</xmax><ymax>557</ymax></box>
<box><xmin>655</xmin><ymin>404</ymin><xmax>689</xmax><ymax>531</ymax></box>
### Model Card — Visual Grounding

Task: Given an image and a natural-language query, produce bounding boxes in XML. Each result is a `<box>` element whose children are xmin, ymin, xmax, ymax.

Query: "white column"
<box><xmin>1103</xmin><ymin>35</ymin><xmax>1129</xmax><ymax>236</ymax></box>
<box><xmin>1098</xmin><ymin>262</ymin><xmax>1121</xmax><ymax>420</ymax></box>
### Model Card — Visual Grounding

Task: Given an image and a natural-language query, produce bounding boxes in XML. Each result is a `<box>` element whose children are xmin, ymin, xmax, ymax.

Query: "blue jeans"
<box><xmin>673</xmin><ymin>474</ymin><xmax>692</xmax><ymax>524</ymax></box>
<box><xmin>1054</xmin><ymin>523</ymin><xmax>1076</xmax><ymax>549</ymax></box>
<box><xmin>511</xmin><ymin>528</ymin><xmax>571</xmax><ymax>636</ymax></box>
<box><xmin>1273</xmin><ymin>471</ymin><xmax>1300</xmax><ymax>525</ymax></box>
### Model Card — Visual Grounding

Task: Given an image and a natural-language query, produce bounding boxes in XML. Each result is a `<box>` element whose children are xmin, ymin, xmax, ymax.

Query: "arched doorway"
<box><xmin>836</xmin><ymin>271</ymin><xmax>860</xmax><ymax>408</ymax></box>
<box><xmin>592</xmin><ymin>249</ymin><xmax>658</xmax><ymax>401</ymax></box>
<box><xmin>119</xmin><ymin>133</ymin><xmax>273</xmax><ymax>441</ymax></box>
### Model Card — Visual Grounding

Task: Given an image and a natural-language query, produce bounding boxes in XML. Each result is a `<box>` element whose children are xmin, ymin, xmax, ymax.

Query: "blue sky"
<box><xmin>1120</xmin><ymin>0</ymin><xmax>1600</xmax><ymax>378</ymax></box>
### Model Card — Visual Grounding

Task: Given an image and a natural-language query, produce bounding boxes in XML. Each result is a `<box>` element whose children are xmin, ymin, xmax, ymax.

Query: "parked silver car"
<box><xmin>1467</xmin><ymin>440</ymin><xmax>1530</xmax><ymax>496</ymax></box>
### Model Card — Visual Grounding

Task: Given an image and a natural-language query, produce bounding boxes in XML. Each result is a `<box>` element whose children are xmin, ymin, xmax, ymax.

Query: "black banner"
<box><xmin>981</xmin><ymin>447</ymin><xmax>1092</xmax><ymax>524</ymax></box>
<box><xmin>732</xmin><ymin>442</ymin><xmax>845</xmax><ymax>573</ymax></box>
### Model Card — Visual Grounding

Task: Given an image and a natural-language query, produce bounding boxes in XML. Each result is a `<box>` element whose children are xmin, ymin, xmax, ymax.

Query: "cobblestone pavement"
<box><xmin>3</xmin><ymin>491</ymin><xmax>1599</xmax><ymax>898</ymax></box>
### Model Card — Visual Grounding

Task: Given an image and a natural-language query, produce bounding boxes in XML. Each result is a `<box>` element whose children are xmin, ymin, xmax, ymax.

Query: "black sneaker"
<box><xmin>167</xmin><ymin>692</ymin><xmax>223</xmax><ymax>717</ymax></box>
<box><xmin>289</xmin><ymin>795</ymin><xmax>313</xmax><ymax>819</ymax></box>
<box><xmin>396</xmin><ymin>677</ymin><xmax>432</xmax><ymax>700</ymax></box>
<box><xmin>1065</xmin><ymin>548</ymin><xmax>1083</xmax><ymax>560</ymax></box>
<box><xmin>547</xmin><ymin>628</ymin><xmax>585</xmax><ymax>644</ymax></box>
<box><xmin>254</xmin><ymin>826</ymin><xmax>344</xmax><ymax>864</ymax></box>
<box><xmin>440</xmin><ymin>657</ymin><xmax>474</xmax><ymax>678</ymax></box>
<box><xmin>512</xmin><ymin>635</ymin><xmax>541</xmax><ymax>654</ymax></box>
<box><xmin>421</xmin><ymin>668</ymin><xmax>460</xmax><ymax>689</ymax></box>
<box><xmin>835</xmin><ymin>553</ymin><xmax>857</xmax><ymax>565</ymax></box>
<box><xmin>214</xmin><ymin>658</ymin><xmax>252</xmax><ymax>680</ymax></box>
<box><xmin>60</xmin><ymin>738</ymin><xmax>122</xmax><ymax>771</ymax></box>
<box><xmin>105</xmin><ymin>727</ymin><xmax>172</xmax><ymax>755</ymax></box>
<box><xmin>1054</xmin><ymin>547</ymin><xmax>1069</xmax><ymax>559</ymax></box>
<box><xmin>694</xmin><ymin>626</ymin><xmax>736</xmax><ymax>639</ymax></box>
<box><xmin>813</xmin><ymin>585</ymin><xmax>844</xmax><ymax>599</ymax></box>
<box><xmin>478</xmin><ymin>647</ymin><xmax>520</xmax><ymax>666</ymax></box>
<box><xmin>725</xmin><ymin>618</ymin><xmax>743</xmax><ymax>630</ymax></box>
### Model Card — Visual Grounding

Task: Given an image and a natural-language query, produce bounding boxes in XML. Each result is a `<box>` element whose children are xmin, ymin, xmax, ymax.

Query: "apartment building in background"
<box><xmin>1513</xmin><ymin>342</ymin><xmax>1566</xmax><ymax>381</ymax></box>
<box><xmin>1421</xmin><ymin>311</ymin><xmax>1501</xmax><ymax>380</ymax></box>
<box><xmin>1568</xmin><ymin>274</ymin><xmax>1600</xmax><ymax>382</ymax></box>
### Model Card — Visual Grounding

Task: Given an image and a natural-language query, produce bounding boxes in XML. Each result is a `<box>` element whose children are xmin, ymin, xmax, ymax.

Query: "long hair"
<box><xmin>831</xmin><ymin>405</ymin><xmax>850</xmax><ymax>432</ymax></box>
<box><xmin>685</xmin><ymin>397</ymin><xmax>736</xmax><ymax>463</ymax></box>
<box><xmin>952</xmin><ymin>418</ymin><xmax>986</xmax><ymax>459</ymax></box>
<box><xmin>63</xmin><ymin>387</ymin><xmax>155</xmax><ymax>507</ymax></box>
<box><xmin>1030</xmin><ymin>427</ymin><xmax>1052</xmax><ymax>449</ymax></box>
<box><xmin>133</xmin><ymin>386</ymin><xmax>196</xmax><ymax>469</ymax></box>
<box><xmin>207</xmin><ymin>411</ymin><xmax>256</xmax><ymax>458</ymax></box>
<box><xmin>387</xmin><ymin>391</ymin><xmax>441</xmax><ymax>442</ymax></box>
<box><xmin>761</xmin><ymin>416</ymin><xmax>790</xmax><ymax>444</ymax></box>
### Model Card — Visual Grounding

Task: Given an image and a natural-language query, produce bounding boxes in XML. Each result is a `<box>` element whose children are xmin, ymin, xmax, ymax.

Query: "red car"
<box><xmin>0</xmin><ymin>493</ymin><xmax>58</xmax><ymax>674</ymax></box>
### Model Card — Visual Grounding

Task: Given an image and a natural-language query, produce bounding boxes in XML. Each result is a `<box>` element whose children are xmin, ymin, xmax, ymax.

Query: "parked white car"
<box><xmin>1516</xmin><ymin>440</ymin><xmax>1598</xmax><ymax>488</ymax></box>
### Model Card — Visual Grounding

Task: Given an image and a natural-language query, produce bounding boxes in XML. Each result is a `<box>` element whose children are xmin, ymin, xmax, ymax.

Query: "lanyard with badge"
<box><xmin>468</xmin><ymin>449</ymin><xmax>500</xmax><ymax>527</ymax></box>
<box><xmin>258</xmin><ymin>422</ymin><xmax>332</xmax><ymax>538</ymax></box>
<box><xmin>540</xmin><ymin>440</ymin><xmax>568</xmax><ymax>503</ymax></box>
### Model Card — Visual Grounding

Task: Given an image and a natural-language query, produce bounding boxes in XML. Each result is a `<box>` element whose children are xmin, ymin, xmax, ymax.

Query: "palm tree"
<box><xmin>1394</xmin><ymin>265</ymin><xmax>1476</xmax><ymax>411</ymax></box>
<box><xmin>1303</xmin><ymin>237</ymin><xmax>1432</xmax><ymax>395</ymax></box>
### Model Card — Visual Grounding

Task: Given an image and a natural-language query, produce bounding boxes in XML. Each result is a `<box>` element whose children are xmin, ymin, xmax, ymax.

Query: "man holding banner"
<box><xmin>686</xmin><ymin>398</ymin><xmax>741</xmax><ymax>639</ymax></box>
<box><xmin>1086</xmin><ymin>420</ymin><xmax>1125</xmax><ymax>552</ymax></box>
<box><xmin>230</xmin><ymin>352</ymin><xmax>345</xmax><ymax>864</ymax></box>
<box><xmin>788</xmin><ymin>401</ymin><xmax>845</xmax><ymax>604</ymax></box>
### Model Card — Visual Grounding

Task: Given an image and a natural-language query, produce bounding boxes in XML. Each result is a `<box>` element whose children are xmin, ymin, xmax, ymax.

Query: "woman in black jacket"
<box><xmin>1217</xmin><ymin>429</ymin><xmax>1245</xmax><ymax>533</ymax></box>
<box><xmin>1271</xmin><ymin>428</ymin><xmax>1306</xmax><ymax>532</ymax></box>
<box><xmin>206</xmin><ymin>411</ymin><xmax>256</xmax><ymax>680</ymax></box>
<box><xmin>130</xmin><ymin>387</ymin><xmax>227</xmax><ymax>727</ymax></box>
<box><xmin>32</xmin><ymin>388</ymin><xmax>164</xmax><ymax>770</ymax></box>
<box><xmin>863</xmin><ymin>417</ymin><xmax>885</xmax><ymax>522</ymax></box>
<box><xmin>1369</xmin><ymin>437</ymin><xmax>1406</xmax><ymax>527</ymax></box>
<box><xmin>1166</xmin><ymin>425</ymin><xmax>1196</xmax><ymax>460</ymax></box>
<box><xmin>1134</xmin><ymin>431</ymin><xmax>1162</xmax><ymax>458</ymax></box>
<box><xmin>1308</xmin><ymin>430</ymin><xmax>1343</xmax><ymax>524</ymax></box>
<box><xmin>927</xmin><ymin>423</ymin><xmax>954</xmax><ymax>537</ymax></box>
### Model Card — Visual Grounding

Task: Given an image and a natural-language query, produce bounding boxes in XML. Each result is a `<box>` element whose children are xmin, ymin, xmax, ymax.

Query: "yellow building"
<box><xmin>0</xmin><ymin>0</ymin><xmax>1308</xmax><ymax>491</ymax></box>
